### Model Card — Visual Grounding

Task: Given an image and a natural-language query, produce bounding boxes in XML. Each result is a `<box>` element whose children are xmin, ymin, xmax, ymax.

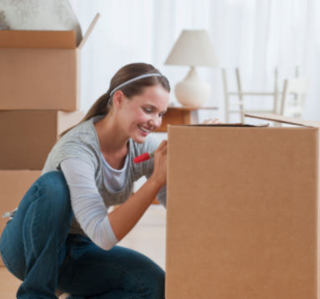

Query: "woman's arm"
<box><xmin>61</xmin><ymin>158</ymin><xmax>118</xmax><ymax>250</ymax></box>
<box><xmin>61</xmin><ymin>140</ymin><xmax>167</xmax><ymax>248</ymax></box>
<box><xmin>108</xmin><ymin>175</ymin><xmax>162</xmax><ymax>241</ymax></box>
<box><xmin>108</xmin><ymin>140</ymin><xmax>167</xmax><ymax>241</ymax></box>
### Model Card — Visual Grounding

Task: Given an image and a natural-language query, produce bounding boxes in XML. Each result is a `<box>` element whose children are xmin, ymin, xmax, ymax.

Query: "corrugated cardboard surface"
<box><xmin>0</xmin><ymin>170</ymin><xmax>41</xmax><ymax>266</ymax></box>
<box><xmin>0</xmin><ymin>49</ymin><xmax>79</xmax><ymax>111</ymax></box>
<box><xmin>166</xmin><ymin>125</ymin><xmax>318</xmax><ymax>299</ymax></box>
<box><xmin>0</xmin><ymin>14</ymin><xmax>99</xmax><ymax>111</ymax></box>
<box><xmin>0</xmin><ymin>110</ymin><xmax>83</xmax><ymax>170</ymax></box>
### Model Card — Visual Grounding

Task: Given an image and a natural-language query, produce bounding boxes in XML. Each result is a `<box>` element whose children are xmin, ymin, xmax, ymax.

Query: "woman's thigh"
<box><xmin>0</xmin><ymin>180</ymin><xmax>40</xmax><ymax>280</ymax></box>
<box><xmin>58</xmin><ymin>234</ymin><xmax>165</xmax><ymax>299</ymax></box>
<box><xmin>0</xmin><ymin>171</ymin><xmax>71</xmax><ymax>281</ymax></box>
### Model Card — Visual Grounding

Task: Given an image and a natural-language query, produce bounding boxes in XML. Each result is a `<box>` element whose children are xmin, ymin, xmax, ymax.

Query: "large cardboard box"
<box><xmin>0</xmin><ymin>170</ymin><xmax>41</xmax><ymax>266</ymax></box>
<box><xmin>0</xmin><ymin>110</ymin><xmax>84</xmax><ymax>170</ymax></box>
<box><xmin>0</xmin><ymin>14</ymin><xmax>99</xmax><ymax>111</ymax></box>
<box><xmin>166</xmin><ymin>114</ymin><xmax>320</xmax><ymax>299</ymax></box>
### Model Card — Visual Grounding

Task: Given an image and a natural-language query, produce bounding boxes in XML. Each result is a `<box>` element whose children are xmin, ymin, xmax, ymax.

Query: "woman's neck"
<box><xmin>94</xmin><ymin>113</ymin><xmax>129</xmax><ymax>155</ymax></box>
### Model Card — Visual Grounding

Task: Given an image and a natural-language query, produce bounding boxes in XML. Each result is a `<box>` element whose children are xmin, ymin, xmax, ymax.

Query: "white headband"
<box><xmin>109</xmin><ymin>73</ymin><xmax>162</xmax><ymax>98</ymax></box>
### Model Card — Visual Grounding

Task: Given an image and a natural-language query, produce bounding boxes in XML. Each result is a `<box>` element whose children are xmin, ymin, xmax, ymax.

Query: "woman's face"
<box><xmin>118</xmin><ymin>84</ymin><xmax>170</xmax><ymax>143</ymax></box>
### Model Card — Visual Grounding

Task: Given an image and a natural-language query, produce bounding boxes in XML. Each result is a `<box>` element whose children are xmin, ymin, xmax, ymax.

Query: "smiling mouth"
<box><xmin>138</xmin><ymin>126</ymin><xmax>153</xmax><ymax>134</ymax></box>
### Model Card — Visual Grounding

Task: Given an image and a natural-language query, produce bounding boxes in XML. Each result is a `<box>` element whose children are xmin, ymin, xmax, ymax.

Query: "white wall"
<box><xmin>70</xmin><ymin>0</ymin><xmax>320</xmax><ymax>122</ymax></box>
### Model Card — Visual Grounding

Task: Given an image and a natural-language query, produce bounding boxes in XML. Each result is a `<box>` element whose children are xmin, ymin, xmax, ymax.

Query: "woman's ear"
<box><xmin>112</xmin><ymin>90</ymin><xmax>125</xmax><ymax>109</ymax></box>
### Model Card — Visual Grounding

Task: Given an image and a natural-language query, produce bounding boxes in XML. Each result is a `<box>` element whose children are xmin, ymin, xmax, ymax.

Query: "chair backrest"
<box><xmin>280</xmin><ymin>78</ymin><xmax>309</xmax><ymax>117</ymax></box>
<box><xmin>223</xmin><ymin>67</ymin><xmax>279</xmax><ymax>123</ymax></box>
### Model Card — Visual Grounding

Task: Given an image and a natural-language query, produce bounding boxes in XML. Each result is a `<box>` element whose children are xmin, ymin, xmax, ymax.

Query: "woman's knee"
<box><xmin>39</xmin><ymin>170</ymin><xmax>69</xmax><ymax>196</ymax></box>
<box><xmin>33</xmin><ymin>171</ymin><xmax>72</xmax><ymax>221</ymax></box>
<box><xmin>137</xmin><ymin>263</ymin><xmax>165</xmax><ymax>299</ymax></box>
<box><xmin>148</xmin><ymin>266</ymin><xmax>165</xmax><ymax>299</ymax></box>
<box><xmin>21</xmin><ymin>171</ymin><xmax>73</xmax><ymax>245</ymax></box>
<box><xmin>36</xmin><ymin>171</ymin><xmax>69</xmax><ymax>204</ymax></box>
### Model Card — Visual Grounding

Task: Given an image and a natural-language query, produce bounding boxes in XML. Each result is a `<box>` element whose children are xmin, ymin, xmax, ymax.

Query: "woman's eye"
<box><xmin>143</xmin><ymin>108</ymin><xmax>152</xmax><ymax>113</ymax></box>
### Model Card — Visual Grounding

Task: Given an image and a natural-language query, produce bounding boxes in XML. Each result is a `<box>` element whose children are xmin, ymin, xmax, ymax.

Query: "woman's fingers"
<box><xmin>157</xmin><ymin>140</ymin><xmax>167</xmax><ymax>151</ymax></box>
<box><xmin>162</xmin><ymin>146</ymin><xmax>167</xmax><ymax>155</ymax></box>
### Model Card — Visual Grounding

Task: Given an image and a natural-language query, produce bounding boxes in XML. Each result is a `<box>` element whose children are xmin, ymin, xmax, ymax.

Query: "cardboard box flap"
<box><xmin>78</xmin><ymin>13</ymin><xmax>100</xmax><ymax>50</ymax></box>
<box><xmin>245</xmin><ymin>113</ymin><xmax>320</xmax><ymax>128</ymax></box>
<box><xmin>0</xmin><ymin>30</ymin><xmax>76</xmax><ymax>49</ymax></box>
<box><xmin>171</xmin><ymin>123</ymin><xmax>269</xmax><ymax>128</ymax></box>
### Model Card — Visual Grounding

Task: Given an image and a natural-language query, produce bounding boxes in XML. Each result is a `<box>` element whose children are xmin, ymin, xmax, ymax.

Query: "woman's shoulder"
<box><xmin>60</xmin><ymin>118</ymin><xmax>98</xmax><ymax>145</ymax></box>
<box><xmin>52</xmin><ymin>118</ymin><xmax>100</xmax><ymax>159</ymax></box>
<box><xmin>64</xmin><ymin>118</ymin><xmax>94</xmax><ymax>137</ymax></box>
<box><xmin>44</xmin><ymin>118</ymin><xmax>100</xmax><ymax>171</ymax></box>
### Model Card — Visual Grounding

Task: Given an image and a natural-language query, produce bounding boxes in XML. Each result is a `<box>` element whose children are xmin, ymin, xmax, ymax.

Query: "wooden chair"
<box><xmin>280</xmin><ymin>78</ymin><xmax>309</xmax><ymax>118</ymax></box>
<box><xmin>223</xmin><ymin>67</ymin><xmax>308</xmax><ymax>123</ymax></box>
<box><xmin>222</xmin><ymin>68</ymin><xmax>279</xmax><ymax>123</ymax></box>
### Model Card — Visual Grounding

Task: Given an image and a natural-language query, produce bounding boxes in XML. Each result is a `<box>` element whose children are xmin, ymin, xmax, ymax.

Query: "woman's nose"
<box><xmin>149</xmin><ymin>115</ymin><xmax>162</xmax><ymax>129</ymax></box>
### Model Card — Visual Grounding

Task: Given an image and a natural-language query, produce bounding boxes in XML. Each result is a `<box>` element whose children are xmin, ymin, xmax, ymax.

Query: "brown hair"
<box><xmin>60</xmin><ymin>63</ymin><xmax>170</xmax><ymax>137</ymax></box>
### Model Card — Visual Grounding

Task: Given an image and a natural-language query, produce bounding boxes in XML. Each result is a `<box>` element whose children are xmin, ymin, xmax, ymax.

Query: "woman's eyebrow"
<box><xmin>144</xmin><ymin>104</ymin><xmax>167</xmax><ymax>114</ymax></box>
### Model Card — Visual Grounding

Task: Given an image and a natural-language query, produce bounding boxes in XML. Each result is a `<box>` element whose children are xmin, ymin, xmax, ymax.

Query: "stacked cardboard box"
<box><xmin>166</xmin><ymin>114</ymin><xmax>320</xmax><ymax>299</ymax></box>
<box><xmin>0</xmin><ymin>14</ymin><xmax>99</xmax><ymax>266</ymax></box>
<box><xmin>0</xmin><ymin>14</ymin><xmax>99</xmax><ymax>110</ymax></box>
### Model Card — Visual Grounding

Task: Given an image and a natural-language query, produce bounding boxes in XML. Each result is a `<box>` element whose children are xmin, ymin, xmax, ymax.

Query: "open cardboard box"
<box><xmin>0</xmin><ymin>110</ymin><xmax>84</xmax><ymax>170</ymax></box>
<box><xmin>166</xmin><ymin>113</ymin><xmax>320</xmax><ymax>299</ymax></box>
<box><xmin>0</xmin><ymin>170</ymin><xmax>41</xmax><ymax>266</ymax></box>
<box><xmin>0</xmin><ymin>14</ymin><xmax>100</xmax><ymax>111</ymax></box>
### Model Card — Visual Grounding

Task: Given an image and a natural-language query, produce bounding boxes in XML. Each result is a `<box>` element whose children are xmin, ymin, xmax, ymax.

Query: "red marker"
<box><xmin>133</xmin><ymin>151</ymin><xmax>155</xmax><ymax>163</ymax></box>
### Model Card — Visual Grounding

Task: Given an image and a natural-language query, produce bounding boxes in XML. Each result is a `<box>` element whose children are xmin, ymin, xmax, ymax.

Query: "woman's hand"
<box><xmin>202</xmin><ymin>118</ymin><xmax>221</xmax><ymax>124</ymax></box>
<box><xmin>150</xmin><ymin>140</ymin><xmax>167</xmax><ymax>188</ymax></box>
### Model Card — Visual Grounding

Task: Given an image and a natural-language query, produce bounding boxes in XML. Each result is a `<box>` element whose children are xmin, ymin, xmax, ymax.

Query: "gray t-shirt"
<box><xmin>42</xmin><ymin>115</ymin><xmax>166</xmax><ymax>240</ymax></box>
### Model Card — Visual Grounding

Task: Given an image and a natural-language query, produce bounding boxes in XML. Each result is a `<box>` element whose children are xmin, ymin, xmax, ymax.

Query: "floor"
<box><xmin>0</xmin><ymin>205</ymin><xmax>166</xmax><ymax>298</ymax></box>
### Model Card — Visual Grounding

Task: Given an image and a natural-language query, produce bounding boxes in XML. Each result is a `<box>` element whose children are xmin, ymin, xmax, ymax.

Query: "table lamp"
<box><xmin>165</xmin><ymin>30</ymin><xmax>218</xmax><ymax>107</ymax></box>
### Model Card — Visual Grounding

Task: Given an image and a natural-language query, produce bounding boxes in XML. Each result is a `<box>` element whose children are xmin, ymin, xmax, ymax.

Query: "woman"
<box><xmin>1</xmin><ymin>62</ymin><xmax>219</xmax><ymax>298</ymax></box>
<box><xmin>0</xmin><ymin>63</ymin><xmax>170</xmax><ymax>299</ymax></box>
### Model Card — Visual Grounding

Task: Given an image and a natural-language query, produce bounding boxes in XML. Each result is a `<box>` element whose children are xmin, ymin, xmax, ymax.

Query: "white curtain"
<box><xmin>70</xmin><ymin>0</ymin><xmax>320</xmax><ymax>121</ymax></box>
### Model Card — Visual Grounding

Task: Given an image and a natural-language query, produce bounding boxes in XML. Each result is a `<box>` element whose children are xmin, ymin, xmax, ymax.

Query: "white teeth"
<box><xmin>139</xmin><ymin>126</ymin><xmax>151</xmax><ymax>133</ymax></box>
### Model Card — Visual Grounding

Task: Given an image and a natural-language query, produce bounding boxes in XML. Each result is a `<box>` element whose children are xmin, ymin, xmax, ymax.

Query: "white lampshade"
<box><xmin>164</xmin><ymin>30</ymin><xmax>218</xmax><ymax>67</ymax></box>
<box><xmin>164</xmin><ymin>30</ymin><xmax>218</xmax><ymax>107</ymax></box>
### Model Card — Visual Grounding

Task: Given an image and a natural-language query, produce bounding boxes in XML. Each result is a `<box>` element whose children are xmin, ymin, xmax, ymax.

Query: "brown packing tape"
<box><xmin>0</xmin><ymin>30</ymin><xmax>76</xmax><ymax>49</ymax></box>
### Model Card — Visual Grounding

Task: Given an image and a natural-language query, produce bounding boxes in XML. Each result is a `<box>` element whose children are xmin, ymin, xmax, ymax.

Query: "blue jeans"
<box><xmin>0</xmin><ymin>171</ymin><xmax>165</xmax><ymax>299</ymax></box>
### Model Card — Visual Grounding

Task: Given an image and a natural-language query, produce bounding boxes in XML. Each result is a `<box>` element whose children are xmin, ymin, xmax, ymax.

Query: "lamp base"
<box><xmin>175</xmin><ymin>67</ymin><xmax>210</xmax><ymax>108</ymax></box>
